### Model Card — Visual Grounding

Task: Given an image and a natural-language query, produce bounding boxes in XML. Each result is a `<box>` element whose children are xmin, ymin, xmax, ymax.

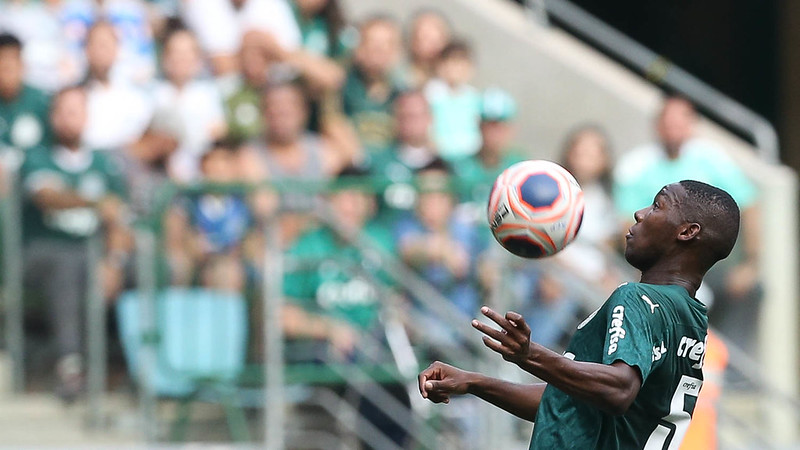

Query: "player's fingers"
<box><xmin>481</xmin><ymin>335</ymin><xmax>508</xmax><ymax>355</ymax></box>
<box><xmin>472</xmin><ymin>319</ymin><xmax>508</xmax><ymax>343</ymax></box>
<box><xmin>418</xmin><ymin>373</ymin><xmax>429</xmax><ymax>398</ymax></box>
<box><xmin>480</xmin><ymin>306</ymin><xmax>513</xmax><ymax>332</ymax></box>
<box><xmin>506</xmin><ymin>311</ymin><xmax>531</xmax><ymax>335</ymax></box>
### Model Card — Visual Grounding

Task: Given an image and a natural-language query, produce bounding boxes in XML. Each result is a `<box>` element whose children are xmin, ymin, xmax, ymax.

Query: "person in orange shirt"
<box><xmin>681</xmin><ymin>330</ymin><xmax>729</xmax><ymax>450</ymax></box>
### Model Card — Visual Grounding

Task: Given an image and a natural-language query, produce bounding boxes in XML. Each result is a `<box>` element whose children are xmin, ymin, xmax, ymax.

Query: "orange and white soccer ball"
<box><xmin>487</xmin><ymin>160</ymin><xmax>585</xmax><ymax>258</ymax></box>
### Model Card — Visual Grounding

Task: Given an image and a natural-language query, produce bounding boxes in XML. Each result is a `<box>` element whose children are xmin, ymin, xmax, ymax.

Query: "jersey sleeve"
<box><xmin>601</xmin><ymin>284</ymin><xmax>657</xmax><ymax>381</ymax></box>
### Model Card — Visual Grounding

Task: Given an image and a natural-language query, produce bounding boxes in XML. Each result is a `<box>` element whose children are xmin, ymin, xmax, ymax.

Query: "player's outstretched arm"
<box><xmin>418</xmin><ymin>361</ymin><xmax>546</xmax><ymax>422</ymax></box>
<box><xmin>474</xmin><ymin>307</ymin><xmax>642</xmax><ymax>416</ymax></box>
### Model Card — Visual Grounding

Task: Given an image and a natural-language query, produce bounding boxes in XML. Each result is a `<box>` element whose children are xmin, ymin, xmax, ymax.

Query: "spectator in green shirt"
<box><xmin>21</xmin><ymin>86</ymin><xmax>129</xmax><ymax>402</ymax></box>
<box><xmin>0</xmin><ymin>33</ymin><xmax>51</xmax><ymax>154</ymax></box>
<box><xmin>340</xmin><ymin>16</ymin><xmax>405</xmax><ymax>156</ymax></box>
<box><xmin>454</xmin><ymin>87</ymin><xmax>524</xmax><ymax>223</ymax></box>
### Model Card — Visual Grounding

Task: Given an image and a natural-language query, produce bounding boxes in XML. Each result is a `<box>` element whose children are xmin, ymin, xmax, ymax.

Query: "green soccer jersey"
<box><xmin>20</xmin><ymin>145</ymin><xmax>127</xmax><ymax>243</ymax></box>
<box><xmin>0</xmin><ymin>85</ymin><xmax>51</xmax><ymax>150</ymax></box>
<box><xmin>341</xmin><ymin>67</ymin><xmax>404</xmax><ymax>156</ymax></box>
<box><xmin>530</xmin><ymin>282</ymin><xmax>708</xmax><ymax>450</ymax></box>
<box><xmin>224</xmin><ymin>83</ymin><xmax>262</xmax><ymax>144</ymax></box>
<box><xmin>453</xmin><ymin>150</ymin><xmax>525</xmax><ymax>204</ymax></box>
<box><xmin>283</xmin><ymin>223</ymin><xmax>395</xmax><ymax>330</ymax></box>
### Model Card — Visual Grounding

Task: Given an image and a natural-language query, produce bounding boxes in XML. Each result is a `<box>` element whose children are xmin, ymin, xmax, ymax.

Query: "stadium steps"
<box><xmin>0</xmin><ymin>393</ymin><xmax>138</xmax><ymax>446</ymax></box>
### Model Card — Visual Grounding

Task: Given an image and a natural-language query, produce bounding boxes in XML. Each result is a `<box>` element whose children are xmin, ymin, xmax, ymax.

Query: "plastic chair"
<box><xmin>116</xmin><ymin>287</ymin><xmax>249</xmax><ymax>441</ymax></box>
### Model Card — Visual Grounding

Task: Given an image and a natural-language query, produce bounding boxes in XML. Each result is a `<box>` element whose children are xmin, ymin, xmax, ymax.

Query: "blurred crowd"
<box><xmin>0</xmin><ymin>1</ymin><xmax>761</xmax><ymax>436</ymax></box>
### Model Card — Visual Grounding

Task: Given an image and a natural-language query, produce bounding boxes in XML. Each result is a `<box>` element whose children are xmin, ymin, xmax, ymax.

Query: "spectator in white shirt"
<box><xmin>82</xmin><ymin>21</ymin><xmax>151</xmax><ymax>151</ymax></box>
<box><xmin>153</xmin><ymin>26</ymin><xmax>227</xmax><ymax>182</ymax></box>
<box><xmin>181</xmin><ymin>0</ymin><xmax>301</xmax><ymax>77</ymax></box>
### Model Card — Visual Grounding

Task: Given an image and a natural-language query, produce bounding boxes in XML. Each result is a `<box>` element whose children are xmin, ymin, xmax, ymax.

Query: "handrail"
<box><xmin>538</xmin><ymin>0</ymin><xmax>780</xmax><ymax>164</ymax></box>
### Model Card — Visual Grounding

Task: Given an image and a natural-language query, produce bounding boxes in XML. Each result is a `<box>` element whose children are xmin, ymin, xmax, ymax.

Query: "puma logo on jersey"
<box><xmin>607</xmin><ymin>305</ymin><xmax>626</xmax><ymax>355</ymax></box>
<box><xmin>677</xmin><ymin>335</ymin><xmax>707</xmax><ymax>369</ymax></box>
<box><xmin>641</xmin><ymin>295</ymin><xmax>660</xmax><ymax>313</ymax></box>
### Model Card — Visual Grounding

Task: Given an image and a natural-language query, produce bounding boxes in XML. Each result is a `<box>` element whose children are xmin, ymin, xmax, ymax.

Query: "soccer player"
<box><xmin>418</xmin><ymin>180</ymin><xmax>741</xmax><ymax>449</ymax></box>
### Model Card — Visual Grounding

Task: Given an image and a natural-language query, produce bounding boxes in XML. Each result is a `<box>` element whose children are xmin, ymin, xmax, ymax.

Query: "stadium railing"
<box><xmin>126</xmin><ymin>178</ymin><xmax>520</xmax><ymax>448</ymax></box>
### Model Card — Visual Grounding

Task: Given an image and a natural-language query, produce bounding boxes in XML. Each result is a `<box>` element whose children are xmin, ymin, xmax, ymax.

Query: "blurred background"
<box><xmin>0</xmin><ymin>0</ymin><xmax>797</xmax><ymax>448</ymax></box>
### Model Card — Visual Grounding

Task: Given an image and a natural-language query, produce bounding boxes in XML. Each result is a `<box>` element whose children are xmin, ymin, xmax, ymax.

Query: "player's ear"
<box><xmin>677</xmin><ymin>222</ymin><xmax>701</xmax><ymax>241</ymax></box>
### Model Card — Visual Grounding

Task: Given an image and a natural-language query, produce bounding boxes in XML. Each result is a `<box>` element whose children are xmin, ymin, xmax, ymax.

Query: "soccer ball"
<box><xmin>487</xmin><ymin>160</ymin><xmax>584</xmax><ymax>258</ymax></box>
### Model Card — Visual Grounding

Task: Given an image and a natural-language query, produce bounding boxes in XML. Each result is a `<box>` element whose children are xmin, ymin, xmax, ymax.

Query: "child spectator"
<box><xmin>395</xmin><ymin>158</ymin><xmax>483</xmax><ymax>347</ymax></box>
<box><xmin>165</xmin><ymin>141</ymin><xmax>251</xmax><ymax>293</ymax></box>
<box><xmin>340</xmin><ymin>16</ymin><xmax>405</xmax><ymax>156</ymax></box>
<box><xmin>0</xmin><ymin>33</ymin><xmax>52</xmax><ymax>154</ymax></box>
<box><xmin>406</xmin><ymin>9</ymin><xmax>452</xmax><ymax>88</ymax></box>
<box><xmin>82</xmin><ymin>21</ymin><xmax>152</xmax><ymax>152</ymax></box>
<box><xmin>153</xmin><ymin>26</ymin><xmax>227</xmax><ymax>182</ymax></box>
<box><xmin>424</xmin><ymin>40</ymin><xmax>482</xmax><ymax>161</ymax></box>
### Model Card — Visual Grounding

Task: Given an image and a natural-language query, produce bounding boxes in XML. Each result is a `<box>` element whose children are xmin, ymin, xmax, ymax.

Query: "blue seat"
<box><xmin>116</xmin><ymin>287</ymin><xmax>249</xmax><ymax>397</ymax></box>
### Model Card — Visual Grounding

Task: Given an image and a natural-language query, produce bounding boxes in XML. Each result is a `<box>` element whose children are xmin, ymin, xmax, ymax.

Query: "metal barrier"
<box><xmin>535</xmin><ymin>0</ymin><xmax>781</xmax><ymax>164</ymax></box>
<box><xmin>127</xmin><ymin>179</ymin><xmax>513</xmax><ymax>448</ymax></box>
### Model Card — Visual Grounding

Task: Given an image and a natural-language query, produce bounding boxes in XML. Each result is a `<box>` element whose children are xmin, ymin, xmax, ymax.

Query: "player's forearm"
<box><xmin>467</xmin><ymin>373</ymin><xmax>545</xmax><ymax>422</ymax></box>
<box><xmin>517</xmin><ymin>344</ymin><xmax>639</xmax><ymax>415</ymax></box>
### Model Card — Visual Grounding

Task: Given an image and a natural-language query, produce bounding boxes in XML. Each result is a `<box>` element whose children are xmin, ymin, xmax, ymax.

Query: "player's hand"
<box><xmin>418</xmin><ymin>361</ymin><xmax>474</xmax><ymax>404</ymax></box>
<box><xmin>472</xmin><ymin>306</ymin><xmax>532</xmax><ymax>365</ymax></box>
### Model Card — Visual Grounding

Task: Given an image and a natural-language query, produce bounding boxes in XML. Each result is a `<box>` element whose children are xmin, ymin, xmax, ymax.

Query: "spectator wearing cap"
<box><xmin>394</xmin><ymin>158</ymin><xmax>484</xmax><ymax>346</ymax></box>
<box><xmin>453</xmin><ymin>87</ymin><xmax>524</xmax><ymax>221</ymax></box>
<box><xmin>424</xmin><ymin>39</ymin><xmax>481</xmax><ymax>161</ymax></box>
<box><xmin>0</xmin><ymin>33</ymin><xmax>52</xmax><ymax>154</ymax></box>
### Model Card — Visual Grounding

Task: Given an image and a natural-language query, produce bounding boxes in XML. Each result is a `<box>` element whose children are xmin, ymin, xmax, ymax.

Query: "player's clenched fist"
<box><xmin>418</xmin><ymin>361</ymin><xmax>476</xmax><ymax>404</ymax></box>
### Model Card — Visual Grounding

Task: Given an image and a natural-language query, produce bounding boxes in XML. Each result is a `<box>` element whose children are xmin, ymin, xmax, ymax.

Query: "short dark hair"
<box><xmin>439</xmin><ymin>39</ymin><xmax>472</xmax><ymax>62</ymax></box>
<box><xmin>0</xmin><ymin>33</ymin><xmax>22</xmax><ymax>51</ymax></box>
<box><xmin>416</xmin><ymin>156</ymin><xmax>451</xmax><ymax>175</ymax></box>
<box><xmin>679</xmin><ymin>180</ymin><xmax>741</xmax><ymax>261</ymax></box>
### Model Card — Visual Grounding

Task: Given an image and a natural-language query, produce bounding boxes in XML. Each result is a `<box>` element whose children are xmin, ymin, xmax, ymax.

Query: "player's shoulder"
<box><xmin>608</xmin><ymin>282</ymin><xmax>667</xmax><ymax>315</ymax></box>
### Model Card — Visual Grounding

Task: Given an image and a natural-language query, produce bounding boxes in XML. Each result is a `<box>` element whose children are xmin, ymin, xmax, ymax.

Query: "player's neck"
<box><xmin>639</xmin><ymin>266</ymin><xmax>702</xmax><ymax>298</ymax></box>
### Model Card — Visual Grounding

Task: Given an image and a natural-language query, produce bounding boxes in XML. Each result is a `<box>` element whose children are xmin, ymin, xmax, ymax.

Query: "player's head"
<box><xmin>329</xmin><ymin>164</ymin><xmax>375</xmax><ymax>231</ymax></box>
<box><xmin>0</xmin><ymin>33</ymin><xmax>23</xmax><ymax>100</ymax></box>
<box><xmin>51</xmin><ymin>86</ymin><xmax>88</xmax><ymax>148</ymax></box>
<box><xmin>656</xmin><ymin>96</ymin><xmax>697</xmax><ymax>157</ymax></box>
<box><xmin>625</xmin><ymin>180</ymin><xmax>740</xmax><ymax>273</ymax></box>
